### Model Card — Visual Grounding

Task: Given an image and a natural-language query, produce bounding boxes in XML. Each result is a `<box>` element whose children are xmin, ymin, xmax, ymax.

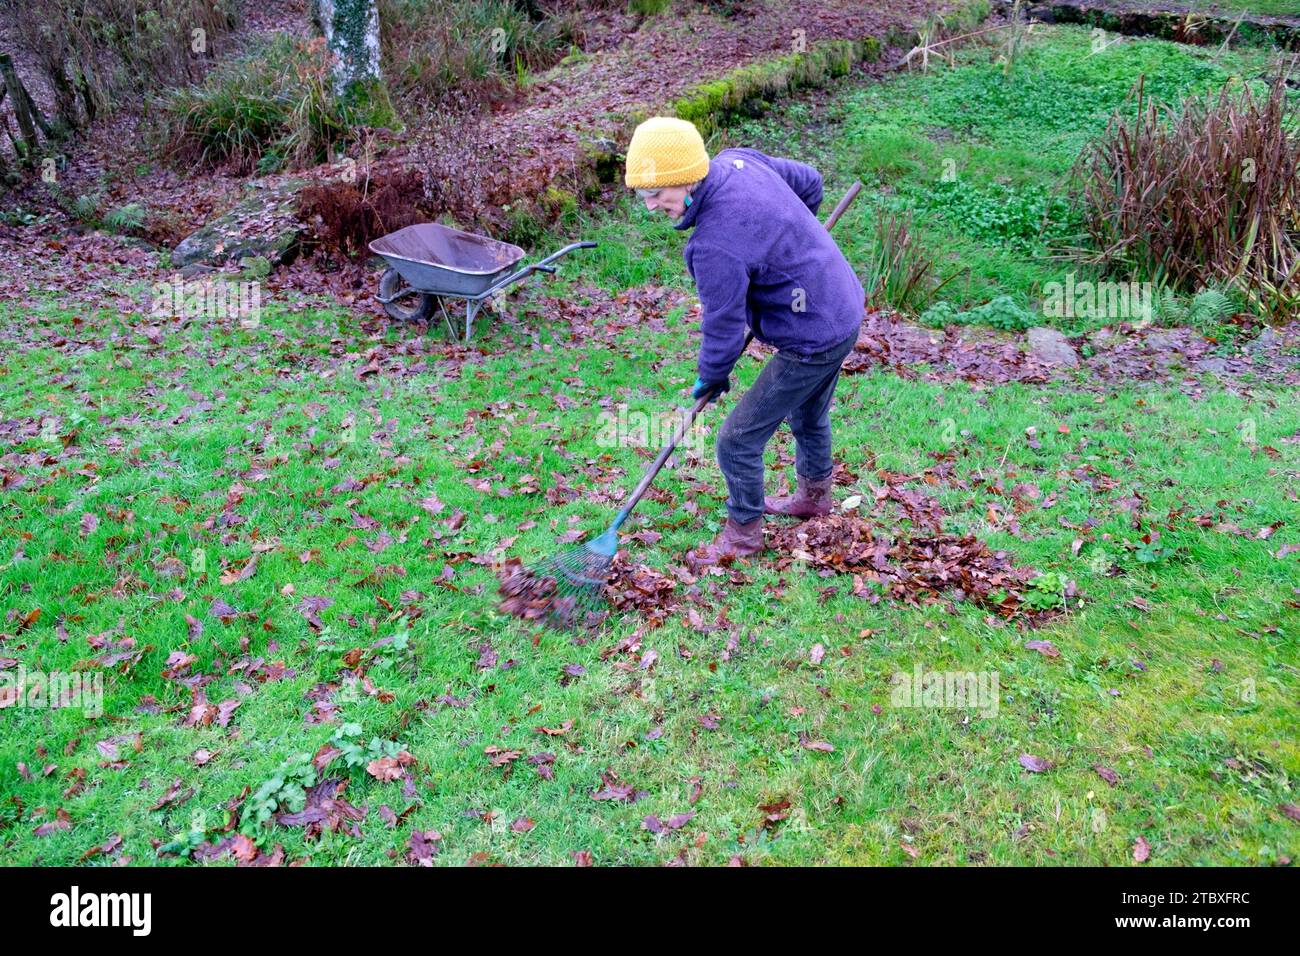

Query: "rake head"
<box><xmin>498</xmin><ymin>528</ymin><xmax>619</xmax><ymax>630</ymax></box>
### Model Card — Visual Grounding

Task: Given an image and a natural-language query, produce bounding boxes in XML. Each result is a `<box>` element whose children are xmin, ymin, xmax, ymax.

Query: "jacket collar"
<box><xmin>673</xmin><ymin>158</ymin><xmax>726</xmax><ymax>231</ymax></box>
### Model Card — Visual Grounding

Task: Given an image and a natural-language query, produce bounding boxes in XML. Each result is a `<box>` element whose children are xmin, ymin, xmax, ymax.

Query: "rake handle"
<box><xmin>609</xmin><ymin>180</ymin><xmax>864</xmax><ymax>532</ymax></box>
<box><xmin>823</xmin><ymin>180</ymin><xmax>864</xmax><ymax>233</ymax></box>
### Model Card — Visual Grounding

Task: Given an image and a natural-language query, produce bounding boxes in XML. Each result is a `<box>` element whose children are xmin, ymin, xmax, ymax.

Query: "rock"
<box><xmin>1026</xmin><ymin>327</ymin><xmax>1079</xmax><ymax>367</ymax></box>
<box><xmin>1143</xmin><ymin>330</ymin><xmax>1185</xmax><ymax>351</ymax></box>
<box><xmin>171</xmin><ymin>178</ymin><xmax>307</xmax><ymax>269</ymax></box>
<box><xmin>1247</xmin><ymin>327</ymin><xmax>1280</xmax><ymax>353</ymax></box>
<box><xmin>179</xmin><ymin>262</ymin><xmax>217</xmax><ymax>280</ymax></box>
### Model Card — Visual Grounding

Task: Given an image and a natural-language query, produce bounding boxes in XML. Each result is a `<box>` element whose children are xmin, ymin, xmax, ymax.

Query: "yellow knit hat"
<box><xmin>624</xmin><ymin>117</ymin><xmax>710</xmax><ymax>189</ymax></box>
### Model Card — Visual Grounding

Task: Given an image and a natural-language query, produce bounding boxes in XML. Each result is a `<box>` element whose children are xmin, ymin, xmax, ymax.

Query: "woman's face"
<box><xmin>638</xmin><ymin>185</ymin><xmax>691</xmax><ymax>220</ymax></box>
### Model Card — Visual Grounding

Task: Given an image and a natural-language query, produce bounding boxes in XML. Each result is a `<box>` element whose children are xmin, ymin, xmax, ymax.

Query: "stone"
<box><xmin>171</xmin><ymin>178</ymin><xmax>307</xmax><ymax>269</ymax></box>
<box><xmin>1026</xmin><ymin>327</ymin><xmax>1079</xmax><ymax>367</ymax></box>
<box><xmin>1247</xmin><ymin>327</ymin><xmax>1280</xmax><ymax>353</ymax></box>
<box><xmin>1143</xmin><ymin>330</ymin><xmax>1185</xmax><ymax>351</ymax></box>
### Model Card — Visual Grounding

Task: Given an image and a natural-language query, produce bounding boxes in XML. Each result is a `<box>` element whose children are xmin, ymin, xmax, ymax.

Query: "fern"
<box><xmin>70</xmin><ymin>193</ymin><xmax>100</xmax><ymax>225</ymax></box>
<box><xmin>1156</xmin><ymin>287</ymin><xmax>1188</xmax><ymax>325</ymax></box>
<box><xmin>1189</xmin><ymin>289</ymin><xmax>1234</xmax><ymax>324</ymax></box>
<box><xmin>104</xmin><ymin>203</ymin><xmax>146</xmax><ymax>235</ymax></box>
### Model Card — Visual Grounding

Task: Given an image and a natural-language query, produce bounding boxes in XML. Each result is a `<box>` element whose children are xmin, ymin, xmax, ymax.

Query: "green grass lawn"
<box><xmin>522</xmin><ymin>25</ymin><xmax>1298</xmax><ymax>332</ymax></box>
<box><xmin>1</xmin><ymin>284</ymin><xmax>1296</xmax><ymax>866</ymax></box>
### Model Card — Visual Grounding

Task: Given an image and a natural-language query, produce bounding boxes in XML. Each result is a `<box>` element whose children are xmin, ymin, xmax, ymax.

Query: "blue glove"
<box><xmin>692</xmin><ymin>376</ymin><xmax>731</xmax><ymax>403</ymax></box>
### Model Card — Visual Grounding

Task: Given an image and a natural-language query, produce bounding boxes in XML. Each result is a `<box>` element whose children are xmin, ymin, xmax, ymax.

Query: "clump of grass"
<box><xmin>862</xmin><ymin>207</ymin><xmax>962</xmax><ymax>315</ymax></box>
<box><xmin>379</xmin><ymin>0</ymin><xmax>582</xmax><ymax>114</ymax></box>
<box><xmin>1069</xmin><ymin>75</ymin><xmax>1300</xmax><ymax>318</ymax></box>
<box><xmin>162</xmin><ymin>35</ymin><xmax>354</xmax><ymax>174</ymax></box>
<box><xmin>855</xmin><ymin>121</ymin><xmax>936</xmax><ymax>183</ymax></box>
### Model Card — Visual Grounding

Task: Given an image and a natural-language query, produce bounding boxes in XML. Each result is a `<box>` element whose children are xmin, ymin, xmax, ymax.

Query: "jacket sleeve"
<box><xmin>735</xmin><ymin>147</ymin><xmax>823</xmax><ymax>215</ymax></box>
<box><xmin>685</xmin><ymin>241</ymin><xmax>751</xmax><ymax>383</ymax></box>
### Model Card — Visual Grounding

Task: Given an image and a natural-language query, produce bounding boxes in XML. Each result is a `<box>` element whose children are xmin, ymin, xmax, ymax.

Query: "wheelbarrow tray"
<box><xmin>369</xmin><ymin>223</ymin><xmax>526</xmax><ymax>298</ymax></box>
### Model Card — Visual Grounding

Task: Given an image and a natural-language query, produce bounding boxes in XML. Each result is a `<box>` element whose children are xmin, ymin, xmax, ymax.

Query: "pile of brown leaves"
<box><xmin>603</xmin><ymin>554</ymin><xmax>682</xmax><ymax>626</ymax></box>
<box><xmin>496</xmin><ymin>551</ymin><xmax>685</xmax><ymax>629</ymax></box>
<box><xmin>496</xmin><ymin>558</ymin><xmax>582</xmax><ymax>627</ymax></box>
<box><xmin>767</xmin><ymin>513</ymin><xmax>1043</xmax><ymax>618</ymax></box>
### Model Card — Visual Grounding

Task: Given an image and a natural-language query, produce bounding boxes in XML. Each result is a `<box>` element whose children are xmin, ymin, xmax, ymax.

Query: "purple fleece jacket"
<box><xmin>674</xmin><ymin>147</ymin><xmax>865</xmax><ymax>382</ymax></box>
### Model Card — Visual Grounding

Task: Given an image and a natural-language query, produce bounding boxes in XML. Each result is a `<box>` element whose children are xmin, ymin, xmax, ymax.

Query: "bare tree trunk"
<box><xmin>311</xmin><ymin>0</ymin><xmax>384</xmax><ymax>100</ymax></box>
<box><xmin>1</xmin><ymin>111</ymin><xmax>23</xmax><ymax>181</ymax></box>
<box><xmin>0</xmin><ymin>52</ymin><xmax>40</xmax><ymax>162</ymax></box>
<box><xmin>24</xmin><ymin>82</ymin><xmax>54</xmax><ymax>139</ymax></box>
<box><xmin>45</xmin><ymin>57</ymin><xmax>81</xmax><ymax>133</ymax></box>
<box><xmin>0</xmin><ymin>106</ymin><xmax>11</xmax><ymax>186</ymax></box>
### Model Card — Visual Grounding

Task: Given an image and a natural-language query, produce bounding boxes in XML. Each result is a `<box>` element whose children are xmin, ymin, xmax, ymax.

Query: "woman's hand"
<box><xmin>692</xmin><ymin>377</ymin><xmax>731</xmax><ymax>404</ymax></box>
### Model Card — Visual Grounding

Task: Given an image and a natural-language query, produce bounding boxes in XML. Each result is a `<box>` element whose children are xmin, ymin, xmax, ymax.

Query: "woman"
<box><xmin>624</xmin><ymin>117</ymin><xmax>865</xmax><ymax>564</ymax></box>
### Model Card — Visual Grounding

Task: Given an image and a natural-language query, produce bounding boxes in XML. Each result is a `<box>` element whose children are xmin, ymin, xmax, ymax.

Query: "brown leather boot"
<box><xmin>764</xmin><ymin>474</ymin><xmax>833</xmax><ymax>518</ymax></box>
<box><xmin>687</xmin><ymin>515</ymin><xmax>765</xmax><ymax>569</ymax></box>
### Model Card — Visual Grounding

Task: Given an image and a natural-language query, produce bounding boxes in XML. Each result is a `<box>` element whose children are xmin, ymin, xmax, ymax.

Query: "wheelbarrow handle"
<box><xmin>478</xmin><ymin>240</ymin><xmax>598</xmax><ymax>296</ymax></box>
<box><xmin>534</xmin><ymin>240</ymin><xmax>597</xmax><ymax>270</ymax></box>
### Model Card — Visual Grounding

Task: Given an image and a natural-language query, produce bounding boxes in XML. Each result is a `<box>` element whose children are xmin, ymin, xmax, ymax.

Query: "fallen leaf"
<box><xmin>1019</xmin><ymin>754</ymin><xmax>1052</xmax><ymax>773</ymax></box>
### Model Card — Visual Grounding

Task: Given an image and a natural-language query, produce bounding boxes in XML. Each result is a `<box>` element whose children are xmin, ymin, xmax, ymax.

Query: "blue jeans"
<box><xmin>716</xmin><ymin>324</ymin><xmax>860</xmax><ymax>523</ymax></box>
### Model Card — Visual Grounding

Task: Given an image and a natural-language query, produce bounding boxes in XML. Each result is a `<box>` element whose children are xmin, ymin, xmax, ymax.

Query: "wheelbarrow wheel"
<box><xmin>378</xmin><ymin>268</ymin><xmax>437</xmax><ymax>323</ymax></box>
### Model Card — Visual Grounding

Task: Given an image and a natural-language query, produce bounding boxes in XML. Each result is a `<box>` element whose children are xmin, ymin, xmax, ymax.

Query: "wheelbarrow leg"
<box><xmin>436</xmin><ymin>297</ymin><xmax>457</xmax><ymax>341</ymax></box>
<box><xmin>464</xmin><ymin>300</ymin><xmax>478</xmax><ymax>343</ymax></box>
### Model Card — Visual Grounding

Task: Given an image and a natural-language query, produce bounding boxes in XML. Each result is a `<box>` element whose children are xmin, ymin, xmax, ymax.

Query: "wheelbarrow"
<box><xmin>370</xmin><ymin>222</ymin><xmax>596</xmax><ymax>342</ymax></box>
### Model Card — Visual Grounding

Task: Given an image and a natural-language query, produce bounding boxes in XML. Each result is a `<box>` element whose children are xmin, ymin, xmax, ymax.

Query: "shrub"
<box><xmin>918</xmin><ymin>295</ymin><xmax>1035</xmax><ymax>331</ymax></box>
<box><xmin>298</xmin><ymin>165</ymin><xmax>424</xmax><ymax>256</ymax></box>
<box><xmin>163</xmin><ymin>35</ymin><xmax>354</xmax><ymax>174</ymax></box>
<box><xmin>1069</xmin><ymin>76</ymin><xmax>1300</xmax><ymax>318</ymax></box>
<box><xmin>412</xmin><ymin>88</ymin><xmax>573</xmax><ymax>225</ymax></box>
